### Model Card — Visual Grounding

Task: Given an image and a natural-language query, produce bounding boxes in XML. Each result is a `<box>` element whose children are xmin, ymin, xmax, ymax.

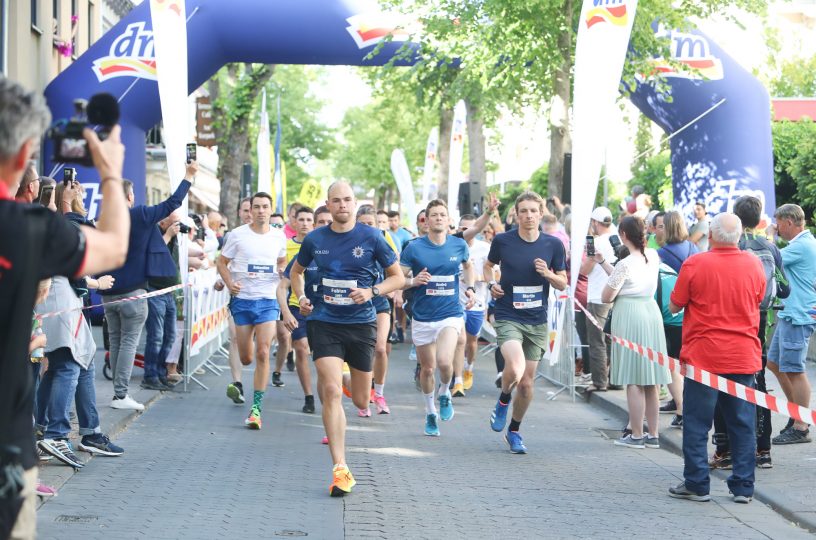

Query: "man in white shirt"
<box><xmin>217</xmin><ymin>192</ymin><xmax>287</xmax><ymax>430</ymax></box>
<box><xmin>579</xmin><ymin>206</ymin><xmax>617</xmax><ymax>392</ymax></box>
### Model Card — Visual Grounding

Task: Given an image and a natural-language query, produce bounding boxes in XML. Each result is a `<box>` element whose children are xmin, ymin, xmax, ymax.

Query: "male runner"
<box><xmin>401</xmin><ymin>199</ymin><xmax>475</xmax><ymax>436</ymax></box>
<box><xmin>290</xmin><ymin>182</ymin><xmax>404</xmax><ymax>497</ymax></box>
<box><xmin>486</xmin><ymin>191</ymin><xmax>567</xmax><ymax>453</ymax></box>
<box><xmin>276</xmin><ymin>206</ymin><xmax>316</xmax><ymax>413</ymax></box>
<box><xmin>217</xmin><ymin>192</ymin><xmax>287</xmax><ymax>429</ymax></box>
<box><xmin>356</xmin><ymin>205</ymin><xmax>399</xmax><ymax>415</ymax></box>
<box><xmin>314</xmin><ymin>205</ymin><xmax>332</xmax><ymax>228</ymax></box>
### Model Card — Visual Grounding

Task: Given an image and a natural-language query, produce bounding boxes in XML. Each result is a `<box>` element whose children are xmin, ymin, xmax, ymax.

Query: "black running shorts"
<box><xmin>307</xmin><ymin>320</ymin><xmax>377</xmax><ymax>372</ymax></box>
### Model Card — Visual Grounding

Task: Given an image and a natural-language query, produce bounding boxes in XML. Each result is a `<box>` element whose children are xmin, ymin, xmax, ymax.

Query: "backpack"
<box><xmin>655</xmin><ymin>263</ymin><xmax>683</xmax><ymax>324</ymax></box>
<box><xmin>740</xmin><ymin>234</ymin><xmax>783</xmax><ymax>311</ymax></box>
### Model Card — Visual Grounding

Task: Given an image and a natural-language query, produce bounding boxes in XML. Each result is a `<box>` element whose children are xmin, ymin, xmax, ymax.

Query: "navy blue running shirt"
<box><xmin>296</xmin><ymin>223</ymin><xmax>397</xmax><ymax>324</ymax></box>
<box><xmin>400</xmin><ymin>235</ymin><xmax>469</xmax><ymax>322</ymax></box>
<box><xmin>487</xmin><ymin>229</ymin><xmax>566</xmax><ymax>325</ymax></box>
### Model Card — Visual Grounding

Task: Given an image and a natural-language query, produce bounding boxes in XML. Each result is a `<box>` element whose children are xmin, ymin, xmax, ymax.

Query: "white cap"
<box><xmin>590</xmin><ymin>207</ymin><xmax>613</xmax><ymax>223</ymax></box>
<box><xmin>182</xmin><ymin>216</ymin><xmax>198</xmax><ymax>230</ymax></box>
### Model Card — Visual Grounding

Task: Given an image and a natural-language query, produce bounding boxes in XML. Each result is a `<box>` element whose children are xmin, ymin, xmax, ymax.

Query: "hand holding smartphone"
<box><xmin>585</xmin><ymin>235</ymin><xmax>595</xmax><ymax>257</ymax></box>
<box><xmin>63</xmin><ymin>167</ymin><xmax>76</xmax><ymax>186</ymax></box>
<box><xmin>186</xmin><ymin>143</ymin><xmax>197</xmax><ymax>164</ymax></box>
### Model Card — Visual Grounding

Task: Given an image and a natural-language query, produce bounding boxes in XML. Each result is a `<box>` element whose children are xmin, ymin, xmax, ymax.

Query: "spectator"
<box><xmin>668</xmin><ymin>213</ymin><xmax>765</xmax><ymax>503</ymax></box>
<box><xmin>646</xmin><ymin>211</ymin><xmax>663</xmax><ymax>249</ymax></box>
<box><xmin>653</xmin><ymin>212</ymin><xmax>666</xmax><ymax>247</ymax></box>
<box><xmin>199</xmin><ymin>212</ymin><xmax>218</xmax><ymax>261</ymax></box>
<box><xmin>14</xmin><ymin>161</ymin><xmax>39</xmax><ymax>203</ymax></box>
<box><xmin>503</xmin><ymin>206</ymin><xmax>517</xmax><ymax>231</ymax></box>
<box><xmin>36</xmin><ymin>176</ymin><xmax>57</xmax><ymax>212</ymax></box>
<box><xmin>654</xmin><ymin>261</ymin><xmax>684</xmax><ymax>428</ymax></box>
<box><xmin>579</xmin><ymin>207</ymin><xmax>617</xmax><ymax>392</ymax></box>
<box><xmin>767</xmin><ymin>203</ymin><xmax>816</xmax><ymax>445</ymax></box>
<box><xmin>101</xmin><ymin>166</ymin><xmax>194</xmax><ymax>411</ymax></box>
<box><xmin>0</xmin><ymin>76</ymin><xmax>129</xmax><ymax>539</ymax></box>
<box><xmin>284</xmin><ymin>201</ymin><xmax>302</xmax><ymax>240</ymax></box>
<box><xmin>207</xmin><ymin>210</ymin><xmax>223</xmax><ymax>249</ymax></box>
<box><xmin>657</xmin><ymin>211</ymin><xmax>699</xmax><ymax>274</ymax></box>
<box><xmin>542</xmin><ymin>214</ymin><xmax>569</xmax><ymax>255</ymax></box>
<box><xmin>688</xmin><ymin>201</ymin><xmax>710</xmax><ymax>252</ymax></box>
<box><xmin>600</xmin><ymin>216</ymin><xmax>671</xmax><ymax>448</ymax></box>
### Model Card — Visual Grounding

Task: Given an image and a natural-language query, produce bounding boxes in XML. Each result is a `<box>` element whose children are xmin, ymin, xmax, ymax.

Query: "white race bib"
<box><xmin>426</xmin><ymin>275</ymin><xmax>455</xmax><ymax>296</ymax></box>
<box><xmin>246</xmin><ymin>262</ymin><xmax>276</xmax><ymax>279</ymax></box>
<box><xmin>513</xmin><ymin>285</ymin><xmax>543</xmax><ymax>309</ymax></box>
<box><xmin>322</xmin><ymin>278</ymin><xmax>357</xmax><ymax>305</ymax></box>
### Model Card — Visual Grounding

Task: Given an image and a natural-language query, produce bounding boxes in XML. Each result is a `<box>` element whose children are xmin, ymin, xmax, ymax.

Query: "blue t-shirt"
<box><xmin>296</xmin><ymin>223</ymin><xmax>397</xmax><ymax>324</ymax></box>
<box><xmin>779</xmin><ymin>230</ymin><xmax>816</xmax><ymax>325</ymax></box>
<box><xmin>400</xmin><ymin>235</ymin><xmax>469</xmax><ymax>322</ymax></box>
<box><xmin>393</xmin><ymin>227</ymin><xmax>413</xmax><ymax>250</ymax></box>
<box><xmin>658</xmin><ymin>240</ymin><xmax>699</xmax><ymax>273</ymax></box>
<box><xmin>283</xmin><ymin>257</ymin><xmax>320</xmax><ymax>310</ymax></box>
<box><xmin>487</xmin><ymin>229</ymin><xmax>566</xmax><ymax>325</ymax></box>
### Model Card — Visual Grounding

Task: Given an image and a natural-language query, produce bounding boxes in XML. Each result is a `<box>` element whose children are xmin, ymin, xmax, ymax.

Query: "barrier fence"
<box><xmin>535</xmin><ymin>289</ymin><xmax>579</xmax><ymax>401</ymax></box>
<box><xmin>183</xmin><ymin>268</ymin><xmax>231</xmax><ymax>391</ymax></box>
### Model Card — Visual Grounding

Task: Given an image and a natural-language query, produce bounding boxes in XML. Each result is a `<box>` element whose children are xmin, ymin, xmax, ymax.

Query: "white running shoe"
<box><xmin>110</xmin><ymin>395</ymin><xmax>145</xmax><ymax>411</ymax></box>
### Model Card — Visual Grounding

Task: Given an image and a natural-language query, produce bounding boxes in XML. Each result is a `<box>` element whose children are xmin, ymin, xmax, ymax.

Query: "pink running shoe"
<box><xmin>357</xmin><ymin>407</ymin><xmax>371</xmax><ymax>418</ymax></box>
<box><xmin>373</xmin><ymin>395</ymin><xmax>390</xmax><ymax>415</ymax></box>
<box><xmin>36</xmin><ymin>482</ymin><xmax>57</xmax><ymax>498</ymax></box>
<box><xmin>321</xmin><ymin>436</ymin><xmax>329</xmax><ymax>445</ymax></box>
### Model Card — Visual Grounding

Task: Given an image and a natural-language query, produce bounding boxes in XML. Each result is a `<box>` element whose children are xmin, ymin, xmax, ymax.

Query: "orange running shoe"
<box><xmin>342</xmin><ymin>383</ymin><xmax>352</xmax><ymax>399</ymax></box>
<box><xmin>463</xmin><ymin>370</ymin><xmax>474</xmax><ymax>391</ymax></box>
<box><xmin>329</xmin><ymin>464</ymin><xmax>356</xmax><ymax>496</ymax></box>
<box><xmin>245</xmin><ymin>406</ymin><xmax>262</xmax><ymax>430</ymax></box>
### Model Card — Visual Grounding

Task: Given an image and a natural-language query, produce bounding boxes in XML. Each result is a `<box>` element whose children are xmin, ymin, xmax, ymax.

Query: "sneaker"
<box><xmin>329</xmin><ymin>464</ymin><xmax>356</xmax><ymax>497</ymax></box>
<box><xmin>644</xmin><ymin>435</ymin><xmax>660</xmax><ymax>449</ymax></box>
<box><xmin>272</xmin><ymin>372</ymin><xmax>285</xmax><ymax>387</ymax></box>
<box><xmin>36</xmin><ymin>482</ymin><xmax>57</xmax><ymax>498</ymax></box>
<box><xmin>227</xmin><ymin>383</ymin><xmax>245</xmax><ymax>404</ymax></box>
<box><xmin>110</xmin><ymin>395</ymin><xmax>145</xmax><ymax>411</ymax></box>
<box><xmin>613</xmin><ymin>434</ymin><xmax>645</xmax><ymax>449</ymax></box>
<box><xmin>773</xmin><ymin>427</ymin><xmax>811</xmax><ymax>445</ymax></box>
<box><xmin>505</xmin><ymin>431</ymin><xmax>527</xmax><ymax>454</ymax></box>
<box><xmin>245</xmin><ymin>407</ymin><xmax>262</xmax><ymax>430</ymax></box>
<box><xmin>670</xmin><ymin>415</ymin><xmax>683</xmax><ymax>429</ymax></box>
<box><xmin>495</xmin><ymin>372</ymin><xmax>503</xmax><ymax>388</ymax></box>
<box><xmin>463</xmin><ymin>370</ymin><xmax>474</xmax><ymax>390</ymax></box>
<box><xmin>38</xmin><ymin>439</ymin><xmax>84</xmax><ymax>468</ymax></box>
<box><xmin>37</xmin><ymin>446</ymin><xmax>53</xmax><ymax>462</ymax></box>
<box><xmin>357</xmin><ymin>407</ymin><xmax>371</xmax><ymax>418</ymax></box>
<box><xmin>321</xmin><ymin>436</ymin><xmax>329</xmax><ymax>445</ymax></box>
<box><xmin>286</xmin><ymin>351</ymin><xmax>295</xmax><ymax>372</ymax></box>
<box><xmin>490</xmin><ymin>400</ymin><xmax>509</xmax><ymax>432</ymax></box>
<box><xmin>424</xmin><ymin>413</ymin><xmax>440</xmax><ymax>436</ymax></box>
<box><xmin>373</xmin><ymin>395</ymin><xmax>390</xmax><ymax>415</ymax></box>
<box><xmin>709</xmin><ymin>451</ymin><xmax>732</xmax><ymax>470</ymax></box>
<box><xmin>342</xmin><ymin>381</ymin><xmax>352</xmax><ymax>399</ymax></box>
<box><xmin>668</xmin><ymin>482</ymin><xmax>710</xmax><ymax>502</ymax></box>
<box><xmin>79</xmin><ymin>434</ymin><xmax>124</xmax><ymax>456</ymax></box>
<box><xmin>439</xmin><ymin>395</ymin><xmax>454</xmax><ymax>421</ymax></box>
<box><xmin>577</xmin><ymin>373</ymin><xmax>592</xmax><ymax>384</ymax></box>
<box><xmin>140</xmin><ymin>378</ymin><xmax>171</xmax><ymax>391</ymax></box>
<box><xmin>732</xmin><ymin>493</ymin><xmax>753</xmax><ymax>504</ymax></box>
<box><xmin>451</xmin><ymin>383</ymin><xmax>466</xmax><ymax>398</ymax></box>
<box><xmin>158</xmin><ymin>376</ymin><xmax>178</xmax><ymax>389</ymax></box>
<box><xmin>659</xmin><ymin>399</ymin><xmax>677</xmax><ymax>414</ymax></box>
<box><xmin>302</xmin><ymin>397</ymin><xmax>315</xmax><ymax>414</ymax></box>
<box><xmin>756</xmin><ymin>450</ymin><xmax>773</xmax><ymax>469</ymax></box>
<box><xmin>413</xmin><ymin>363</ymin><xmax>422</xmax><ymax>392</ymax></box>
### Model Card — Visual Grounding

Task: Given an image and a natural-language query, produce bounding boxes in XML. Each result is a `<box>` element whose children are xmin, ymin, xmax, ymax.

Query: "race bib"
<box><xmin>513</xmin><ymin>285</ymin><xmax>543</xmax><ymax>309</ymax></box>
<box><xmin>247</xmin><ymin>262</ymin><xmax>276</xmax><ymax>279</ymax></box>
<box><xmin>322</xmin><ymin>278</ymin><xmax>357</xmax><ymax>305</ymax></box>
<box><xmin>426</xmin><ymin>275</ymin><xmax>455</xmax><ymax>296</ymax></box>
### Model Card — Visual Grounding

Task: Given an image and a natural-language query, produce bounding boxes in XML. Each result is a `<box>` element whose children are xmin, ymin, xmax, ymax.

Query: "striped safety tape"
<box><xmin>38</xmin><ymin>283</ymin><xmax>187</xmax><ymax>320</ymax></box>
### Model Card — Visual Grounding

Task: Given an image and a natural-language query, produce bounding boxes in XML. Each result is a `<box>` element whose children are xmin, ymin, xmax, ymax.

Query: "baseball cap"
<box><xmin>591</xmin><ymin>207</ymin><xmax>613</xmax><ymax>224</ymax></box>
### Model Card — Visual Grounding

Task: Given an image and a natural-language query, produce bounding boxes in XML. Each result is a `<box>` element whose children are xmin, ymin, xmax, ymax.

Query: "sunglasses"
<box><xmin>271</xmin><ymin>223</ymin><xmax>283</xmax><ymax>229</ymax></box>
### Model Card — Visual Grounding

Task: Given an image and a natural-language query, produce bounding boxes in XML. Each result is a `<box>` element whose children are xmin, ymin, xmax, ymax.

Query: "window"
<box><xmin>87</xmin><ymin>1</ymin><xmax>93</xmax><ymax>47</ymax></box>
<box><xmin>31</xmin><ymin>0</ymin><xmax>39</xmax><ymax>29</ymax></box>
<box><xmin>52</xmin><ymin>0</ymin><xmax>59</xmax><ymax>28</ymax></box>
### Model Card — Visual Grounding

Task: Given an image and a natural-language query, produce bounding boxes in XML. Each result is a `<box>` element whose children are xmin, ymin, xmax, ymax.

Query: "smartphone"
<box><xmin>186</xmin><ymin>143</ymin><xmax>197</xmax><ymax>163</ymax></box>
<box><xmin>63</xmin><ymin>167</ymin><xmax>76</xmax><ymax>186</ymax></box>
<box><xmin>585</xmin><ymin>235</ymin><xmax>595</xmax><ymax>257</ymax></box>
<box><xmin>37</xmin><ymin>184</ymin><xmax>54</xmax><ymax>206</ymax></box>
<box><xmin>609</xmin><ymin>234</ymin><xmax>622</xmax><ymax>251</ymax></box>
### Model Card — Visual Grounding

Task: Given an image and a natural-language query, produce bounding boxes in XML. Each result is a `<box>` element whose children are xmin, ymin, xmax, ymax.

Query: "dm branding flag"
<box><xmin>447</xmin><ymin>100</ymin><xmax>467</xmax><ymax>221</ymax></box>
<box><xmin>391</xmin><ymin>149</ymin><xmax>417</xmax><ymax>230</ymax></box>
<box><xmin>421</xmin><ymin>127</ymin><xmax>439</xmax><ymax>207</ymax></box>
<box><xmin>570</xmin><ymin>0</ymin><xmax>638</xmax><ymax>289</ymax></box>
<box><xmin>257</xmin><ymin>89</ymin><xmax>272</xmax><ymax>195</ymax></box>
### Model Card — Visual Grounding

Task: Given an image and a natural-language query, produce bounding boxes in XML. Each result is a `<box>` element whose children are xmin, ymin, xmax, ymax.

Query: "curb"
<box><xmin>585</xmin><ymin>390</ymin><xmax>816</xmax><ymax>534</ymax></box>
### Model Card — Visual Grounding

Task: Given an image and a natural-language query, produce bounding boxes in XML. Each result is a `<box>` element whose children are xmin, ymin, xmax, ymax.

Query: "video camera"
<box><xmin>47</xmin><ymin>93</ymin><xmax>120</xmax><ymax>167</ymax></box>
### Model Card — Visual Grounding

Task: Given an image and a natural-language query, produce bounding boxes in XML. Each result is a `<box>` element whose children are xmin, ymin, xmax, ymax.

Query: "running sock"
<box><xmin>464</xmin><ymin>362</ymin><xmax>474</xmax><ymax>373</ymax></box>
<box><xmin>453</xmin><ymin>376</ymin><xmax>463</xmax><ymax>386</ymax></box>
<box><xmin>424</xmin><ymin>392</ymin><xmax>437</xmax><ymax>414</ymax></box>
<box><xmin>253</xmin><ymin>390</ymin><xmax>265</xmax><ymax>411</ymax></box>
<box><xmin>499</xmin><ymin>391</ymin><xmax>512</xmax><ymax>405</ymax></box>
<box><xmin>438</xmin><ymin>382</ymin><xmax>451</xmax><ymax>397</ymax></box>
<box><xmin>374</xmin><ymin>383</ymin><xmax>385</xmax><ymax>397</ymax></box>
<box><xmin>508</xmin><ymin>418</ymin><xmax>521</xmax><ymax>432</ymax></box>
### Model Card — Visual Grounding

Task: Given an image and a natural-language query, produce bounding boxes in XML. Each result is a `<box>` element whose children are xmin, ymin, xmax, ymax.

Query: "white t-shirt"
<box><xmin>587</xmin><ymin>232</ymin><xmax>617</xmax><ymax>303</ymax></box>
<box><xmin>459</xmin><ymin>239</ymin><xmax>490</xmax><ymax>312</ymax></box>
<box><xmin>606</xmin><ymin>248</ymin><xmax>660</xmax><ymax>298</ymax></box>
<box><xmin>220</xmin><ymin>224</ymin><xmax>287</xmax><ymax>300</ymax></box>
<box><xmin>203</xmin><ymin>228</ymin><xmax>219</xmax><ymax>260</ymax></box>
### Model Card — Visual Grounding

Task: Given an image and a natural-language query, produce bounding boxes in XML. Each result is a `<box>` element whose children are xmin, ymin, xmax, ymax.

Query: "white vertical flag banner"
<box><xmin>447</xmin><ymin>100</ymin><xmax>467</xmax><ymax>220</ymax></box>
<box><xmin>570</xmin><ymin>0</ymin><xmax>638</xmax><ymax>289</ymax></box>
<box><xmin>257</xmin><ymin>89</ymin><xmax>272</xmax><ymax>195</ymax></box>
<box><xmin>149</xmin><ymin>0</ymin><xmax>189</xmax><ymax>279</ymax></box>
<box><xmin>391</xmin><ymin>149</ymin><xmax>417</xmax><ymax>231</ymax></box>
<box><xmin>421</xmin><ymin>127</ymin><xmax>439</xmax><ymax>207</ymax></box>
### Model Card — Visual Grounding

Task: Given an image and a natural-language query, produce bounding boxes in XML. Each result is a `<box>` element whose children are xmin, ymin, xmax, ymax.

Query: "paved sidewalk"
<box><xmin>586</xmin><ymin>361</ymin><xmax>816</xmax><ymax>533</ymax></box>
<box><xmin>37</xmin><ymin>342</ymin><xmax>812</xmax><ymax>539</ymax></box>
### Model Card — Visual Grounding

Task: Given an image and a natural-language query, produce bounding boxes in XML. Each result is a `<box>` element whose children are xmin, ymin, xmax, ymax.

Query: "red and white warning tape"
<box><xmin>38</xmin><ymin>283</ymin><xmax>186</xmax><ymax>320</ymax></box>
<box><xmin>573</xmin><ymin>297</ymin><xmax>816</xmax><ymax>425</ymax></box>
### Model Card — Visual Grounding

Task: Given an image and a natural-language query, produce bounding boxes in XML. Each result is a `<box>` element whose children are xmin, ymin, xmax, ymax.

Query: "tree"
<box><xmin>769</xmin><ymin>54</ymin><xmax>816</xmax><ymax>98</ymax></box>
<box><xmin>773</xmin><ymin>119</ymin><xmax>816</xmax><ymax>223</ymax></box>
<box><xmin>628</xmin><ymin>151</ymin><xmax>672</xmax><ymax>211</ymax></box>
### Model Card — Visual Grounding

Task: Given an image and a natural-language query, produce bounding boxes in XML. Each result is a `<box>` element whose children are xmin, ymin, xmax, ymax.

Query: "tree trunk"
<box><xmin>547</xmin><ymin>0</ymin><xmax>573</xmax><ymax>201</ymax></box>
<box><xmin>465</xmin><ymin>99</ymin><xmax>487</xmax><ymax>208</ymax></box>
<box><xmin>436</xmin><ymin>107</ymin><xmax>453</xmax><ymax>202</ymax></box>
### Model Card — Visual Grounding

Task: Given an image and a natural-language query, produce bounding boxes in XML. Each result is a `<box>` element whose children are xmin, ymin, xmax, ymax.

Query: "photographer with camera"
<box><xmin>0</xmin><ymin>77</ymin><xmax>130</xmax><ymax>540</ymax></box>
<box><xmin>101</xmin><ymin>161</ymin><xmax>196</xmax><ymax>409</ymax></box>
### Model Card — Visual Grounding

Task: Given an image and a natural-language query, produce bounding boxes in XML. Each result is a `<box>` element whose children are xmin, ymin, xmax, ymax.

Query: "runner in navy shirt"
<box><xmin>289</xmin><ymin>181</ymin><xmax>404</xmax><ymax>497</ymax></box>
<box><xmin>485</xmin><ymin>191</ymin><xmax>567</xmax><ymax>454</ymax></box>
<box><xmin>401</xmin><ymin>199</ymin><xmax>476</xmax><ymax>437</ymax></box>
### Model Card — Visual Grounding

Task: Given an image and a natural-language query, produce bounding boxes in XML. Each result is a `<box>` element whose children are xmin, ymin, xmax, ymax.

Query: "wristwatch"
<box><xmin>488</xmin><ymin>281</ymin><xmax>497</xmax><ymax>291</ymax></box>
<box><xmin>372</xmin><ymin>286</ymin><xmax>381</xmax><ymax>298</ymax></box>
<box><xmin>467</xmin><ymin>286</ymin><xmax>477</xmax><ymax>294</ymax></box>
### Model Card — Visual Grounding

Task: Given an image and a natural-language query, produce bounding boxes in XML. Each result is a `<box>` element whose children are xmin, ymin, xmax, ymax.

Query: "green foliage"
<box><xmin>769</xmin><ymin>54</ymin><xmax>816</xmax><ymax>98</ymax></box>
<box><xmin>528</xmin><ymin>164</ymin><xmax>549</xmax><ymax>197</ymax></box>
<box><xmin>773</xmin><ymin>120</ymin><xmax>816</xmax><ymax>223</ymax></box>
<box><xmin>488</xmin><ymin>181</ymin><xmax>529</xmax><ymax>222</ymax></box>
<box><xmin>628</xmin><ymin>151</ymin><xmax>672</xmax><ymax>211</ymax></box>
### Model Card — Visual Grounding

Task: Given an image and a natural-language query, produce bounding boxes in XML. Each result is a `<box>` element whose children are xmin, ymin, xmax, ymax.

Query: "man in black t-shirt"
<box><xmin>0</xmin><ymin>77</ymin><xmax>131</xmax><ymax>537</ymax></box>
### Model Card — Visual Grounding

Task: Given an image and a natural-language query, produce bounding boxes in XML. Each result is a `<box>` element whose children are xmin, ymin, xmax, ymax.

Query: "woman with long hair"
<box><xmin>598</xmin><ymin>216</ymin><xmax>671</xmax><ymax>448</ymax></box>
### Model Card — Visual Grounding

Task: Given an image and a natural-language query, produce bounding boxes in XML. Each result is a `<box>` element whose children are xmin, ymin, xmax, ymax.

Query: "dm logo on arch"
<box><xmin>585</xmin><ymin>0</ymin><xmax>629</xmax><ymax>29</ymax></box>
<box><xmin>92</xmin><ymin>22</ymin><xmax>157</xmax><ymax>83</ymax></box>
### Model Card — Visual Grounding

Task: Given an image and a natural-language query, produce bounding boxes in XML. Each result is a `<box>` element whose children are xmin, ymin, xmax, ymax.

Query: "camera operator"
<box><xmin>0</xmin><ymin>76</ymin><xmax>130</xmax><ymax>540</ymax></box>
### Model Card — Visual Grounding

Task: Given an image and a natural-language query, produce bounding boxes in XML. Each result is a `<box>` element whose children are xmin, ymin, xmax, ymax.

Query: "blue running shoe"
<box><xmin>439</xmin><ymin>395</ymin><xmax>454</xmax><ymax>421</ymax></box>
<box><xmin>505</xmin><ymin>431</ymin><xmax>527</xmax><ymax>454</ymax></box>
<box><xmin>490</xmin><ymin>400</ymin><xmax>509</xmax><ymax>432</ymax></box>
<box><xmin>424</xmin><ymin>413</ymin><xmax>440</xmax><ymax>436</ymax></box>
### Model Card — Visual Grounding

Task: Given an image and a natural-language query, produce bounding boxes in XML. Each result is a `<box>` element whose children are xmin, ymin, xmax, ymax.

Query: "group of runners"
<box><xmin>215</xmin><ymin>182</ymin><xmax>567</xmax><ymax>497</ymax></box>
